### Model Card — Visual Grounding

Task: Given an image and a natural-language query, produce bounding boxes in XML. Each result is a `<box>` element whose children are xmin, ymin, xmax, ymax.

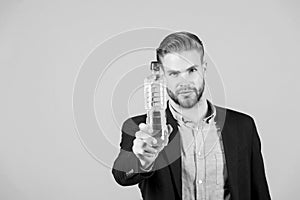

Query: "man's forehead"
<box><xmin>161</xmin><ymin>50</ymin><xmax>202</xmax><ymax>71</ymax></box>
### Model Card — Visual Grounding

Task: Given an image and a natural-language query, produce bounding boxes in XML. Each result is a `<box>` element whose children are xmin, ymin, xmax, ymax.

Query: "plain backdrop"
<box><xmin>1</xmin><ymin>0</ymin><xmax>299</xmax><ymax>199</ymax></box>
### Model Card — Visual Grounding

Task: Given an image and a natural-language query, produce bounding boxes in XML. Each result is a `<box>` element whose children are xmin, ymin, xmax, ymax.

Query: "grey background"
<box><xmin>1</xmin><ymin>0</ymin><xmax>299</xmax><ymax>199</ymax></box>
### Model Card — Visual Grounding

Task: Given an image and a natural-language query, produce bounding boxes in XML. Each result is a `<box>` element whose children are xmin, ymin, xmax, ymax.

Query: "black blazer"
<box><xmin>112</xmin><ymin>102</ymin><xmax>271</xmax><ymax>200</ymax></box>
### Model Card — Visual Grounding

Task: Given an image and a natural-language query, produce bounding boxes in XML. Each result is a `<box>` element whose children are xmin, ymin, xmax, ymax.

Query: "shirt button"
<box><xmin>198</xmin><ymin>180</ymin><xmax>202</xmax><ymax>184</ymax></box>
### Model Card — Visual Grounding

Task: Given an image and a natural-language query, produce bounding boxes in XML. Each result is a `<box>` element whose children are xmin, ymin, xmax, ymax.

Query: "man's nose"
<box><xmin>177</xmin><ymin>75</ymin><xmax>190</xmax><ymax>88</ymax></box>
<box><xmin>178</xmin><ymin>71</ymin><xmax>189</xmax><ymax>81</ymax></box>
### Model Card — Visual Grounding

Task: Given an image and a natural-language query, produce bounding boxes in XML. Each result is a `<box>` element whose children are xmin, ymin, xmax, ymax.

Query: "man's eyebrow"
<box><xmin>185</xmin><ymin>65</ymin><xmax>199</xmax><ymax>71</ymax></box>
<box><xmin>165</xmin><ymin>65</ymin><xmax>200</xmax><ymax>73</ymax></box>
<box><xmin>166</xmin><ymin>69</ymin><xmax>180</xmax><ymax>73</ymax></box>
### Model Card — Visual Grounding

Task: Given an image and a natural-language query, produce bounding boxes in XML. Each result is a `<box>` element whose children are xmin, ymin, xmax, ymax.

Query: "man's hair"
<box><xmin>156</xmin><ymin>31</ymin><xmax>205</xmax><ymax>65</ymax></box>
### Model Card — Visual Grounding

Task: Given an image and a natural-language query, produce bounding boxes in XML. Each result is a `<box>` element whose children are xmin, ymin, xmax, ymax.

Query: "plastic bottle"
<box><xmin>144</xmin><ymin>61</ymin><xmax>168</xmax><ymax>147</ymax></box>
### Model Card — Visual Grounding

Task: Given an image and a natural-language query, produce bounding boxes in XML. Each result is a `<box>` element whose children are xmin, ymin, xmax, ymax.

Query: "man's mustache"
<box><xmin>176</xmin><ymin>87</ymin><xmax>197</xmax><ymax>94</ymax></box>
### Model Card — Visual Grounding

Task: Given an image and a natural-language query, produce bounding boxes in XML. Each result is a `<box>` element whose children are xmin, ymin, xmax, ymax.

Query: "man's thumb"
<box><xmin>167</xmin><ymin>124</ymin><xmax>173</xmax><ymax>135</ymax></box>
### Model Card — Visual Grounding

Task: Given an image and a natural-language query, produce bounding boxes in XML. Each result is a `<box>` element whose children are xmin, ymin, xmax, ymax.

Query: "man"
<box><xmin>112</xmin><ymin>31</ymin><xmax>271</xmax><ymax>200</ymax></box>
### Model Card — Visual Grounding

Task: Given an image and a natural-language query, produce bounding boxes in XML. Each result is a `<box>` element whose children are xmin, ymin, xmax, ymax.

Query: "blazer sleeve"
<box><xmin>250</xmin><ymin>118</ymin><xmax>272</xmax><ymax>199</ymax></box>
<box><xmin>112</xmin><ymin>118</ymin><xmax>155</xmax><ymax>186</ymax></box>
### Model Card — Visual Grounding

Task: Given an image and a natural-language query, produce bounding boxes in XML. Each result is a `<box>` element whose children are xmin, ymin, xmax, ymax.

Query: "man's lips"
<box><xmin>178</xmin><ymin>90</ymin><xmax>194</xmax><ymax>94</ymax></box>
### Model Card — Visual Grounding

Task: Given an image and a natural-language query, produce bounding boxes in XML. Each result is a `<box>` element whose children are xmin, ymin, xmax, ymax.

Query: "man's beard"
<box><xmin>167</xmin><ymin>80</ymin><xmax>205</xmax><ymax>109</ymax></box>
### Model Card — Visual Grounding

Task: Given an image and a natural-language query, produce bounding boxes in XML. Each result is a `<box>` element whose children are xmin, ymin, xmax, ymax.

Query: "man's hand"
<box><xmin>132</xmin><ymin>123</ymin><xmax>172</xmax><ymax>170</ymax></box>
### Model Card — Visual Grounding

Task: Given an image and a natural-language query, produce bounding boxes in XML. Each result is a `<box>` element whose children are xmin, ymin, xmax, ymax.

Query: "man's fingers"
<box><xmin>133</xmin><ymin>138</ymin><xmax>158</xmax><ymax>154</ymax></box>
<box><xmin>141</xmin><ymin>152</ymin><xmax>156</xmax><ymax>158</ymax></box>
<box><xmin>143</xmin><ymin>145</ymin><xmax>158</xmax><ymax>154</ymax></box>
<box><xmin>144</xmin><ymin>137</ymin><xmax>157</xmax><ymax>146</ymax></box>
<box><xmin>139</xmin><ymin>123</ymin><xmax>153</xmax><ymax>134</ymax></box>
<box><xmin>135</xmin><ymin>131</ymin><xmax>150</xmax><ymax>139</ymax></box>
<box><xmin>135</xmin><ymin>131</ymin><xmax>157</xmax><ymax>145</ymax></box>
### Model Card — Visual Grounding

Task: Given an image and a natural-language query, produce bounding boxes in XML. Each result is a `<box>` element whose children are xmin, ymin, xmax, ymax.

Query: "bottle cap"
<box><xmin>150</xmin><ymin>61</ymin><xmax>161</xmax><ymax>71</ymax></box>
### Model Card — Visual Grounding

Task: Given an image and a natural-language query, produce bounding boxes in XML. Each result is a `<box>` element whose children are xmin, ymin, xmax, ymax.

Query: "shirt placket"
<box><xmin>179</xmin><ymin>122</ymin><xmax>196</xmax><ymax>200</ymax></box>
<box><xmin>190</xmin><ymin>122</ymin><xmax>206</xmax><ymax>200</ymax></box>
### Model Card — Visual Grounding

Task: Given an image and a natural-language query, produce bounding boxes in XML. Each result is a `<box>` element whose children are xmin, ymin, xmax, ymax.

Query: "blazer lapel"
<box><xmin>215</xmin><ymin>106</ymin><xmax>239</xmax><ymax>200</ymax></box>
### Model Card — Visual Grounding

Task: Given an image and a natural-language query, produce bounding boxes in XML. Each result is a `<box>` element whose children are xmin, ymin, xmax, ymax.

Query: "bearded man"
<box><xmin>112</xmin><ymin>31</ymin><xmax>271</xmax><ymax>200</ymax></box>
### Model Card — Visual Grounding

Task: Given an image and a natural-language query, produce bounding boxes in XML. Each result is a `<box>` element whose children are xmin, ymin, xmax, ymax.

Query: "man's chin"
<box><xmin>178</xmin><ymin>97</ymin><xmax>198</xmax><ymax>109</ymax></box>
<box><xmin>168</xmin><ymin>89</ymin><xmax>203</xmax><ymax>108</ymax></box>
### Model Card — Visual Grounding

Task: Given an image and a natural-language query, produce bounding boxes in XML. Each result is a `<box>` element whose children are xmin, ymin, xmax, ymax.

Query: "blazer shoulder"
<box><xmin>216</xmin><ymin>105</ymin><xmax>254</xmax><ymax>120</ymax></box>
<box><xmin>215</xmin><ymin>105</ymin><xmax>256</xmax><ymax>128</ymax></box>
<box><xmin>215</xmin><ymin>106</ymin><xmax>258</xmax><ymax>147</ymax></box>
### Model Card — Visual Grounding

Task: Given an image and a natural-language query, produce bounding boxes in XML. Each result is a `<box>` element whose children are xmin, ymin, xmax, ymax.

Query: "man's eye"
<box><xmin>169</xmin><ymin>72</ymin><xmax>178</xmax><ymax>77</ymax></box>
<box><xmin>189</xmin><ymin>67</ymin><xmax>197</xmax><ymax>73</ymax></box>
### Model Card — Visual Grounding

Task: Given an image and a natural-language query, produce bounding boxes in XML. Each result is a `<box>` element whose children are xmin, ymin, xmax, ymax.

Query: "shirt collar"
<box><xmin>168</xmin><ymin>99</ymin><xmax>216</xmax><ymax>125</ymax></box>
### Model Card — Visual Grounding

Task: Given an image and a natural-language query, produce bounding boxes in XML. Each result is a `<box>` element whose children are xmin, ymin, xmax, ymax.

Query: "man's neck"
<box><xmin>169</xmin><ymin>98</ymin><xmax>208</xmax><ymax>123</ymax></box>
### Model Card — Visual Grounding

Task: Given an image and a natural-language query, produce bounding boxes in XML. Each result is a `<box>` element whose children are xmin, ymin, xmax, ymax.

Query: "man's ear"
<box><xmin>202</xmin><ymin>60</ymin><xmax>207</xmax><ymax>77</ymax></box>
<box><xmin>203</xmin><ymin>61</ymin><xmax>207</xmax><ymax>71</ymax></box>
<box><xmin>201</xmin><ymin>53</ymin><xmax>207</xmax><ymax>71</ymax></box>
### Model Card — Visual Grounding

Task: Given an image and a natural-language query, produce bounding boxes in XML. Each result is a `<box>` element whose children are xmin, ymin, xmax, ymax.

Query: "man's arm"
<box><xmin>112</xmin><ymin>118</ymin><xmax>155</xmax><ymax>186</ymax></box>
<box><xmin>250</xmin><ymin>118</ymin><xmax>272</xmax><ymax>199</ymax></box>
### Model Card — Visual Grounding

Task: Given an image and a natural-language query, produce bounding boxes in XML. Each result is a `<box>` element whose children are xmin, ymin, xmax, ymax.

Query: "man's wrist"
<box><xmin>139</xmin><ymin>161</ymin><xmax>155</xmax><ymax>172</ymax></box>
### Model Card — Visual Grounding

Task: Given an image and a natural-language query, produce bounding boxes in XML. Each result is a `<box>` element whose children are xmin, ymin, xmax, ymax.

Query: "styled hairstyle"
<box><xmin>156</xmin><ymin>31</ymin><xmax>205</xmax><ymax>65</ymax></box>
